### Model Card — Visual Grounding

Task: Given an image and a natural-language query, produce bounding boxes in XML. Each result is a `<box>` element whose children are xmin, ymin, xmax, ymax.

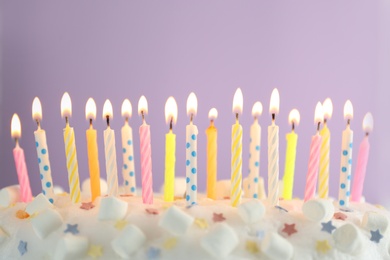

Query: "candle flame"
<box><xmin>232</xmin><ymin>88</ymin><xmax>243</xmax><ymax>115</ymax></box>
<box><xmin>252</xmin><ymin>101</ymin><xmax>263</xmax><ymax>117</ymax></box>
<box><xmin>322</xmin><ymin>98</ymin><xmax>333</xmax><ymax>120</ymax></box>
<box><xmin>138</xmin><ymin>95</ymin><xmax>148</xmax><ymax>115</ymax></box>
<box><xmin>32</xmin><ymin>97</ymin><xmax>42</xmax><ymax>121</ymax></box>
<box><xmin>314</xmin><ymin>102</ymin><xmax>324</xmax><ymax>124</ymax></box>
<box><xmin>121</xmin><ymin>99</ymin><xmax>132</xmax><ymax>119</ymax></box>
<box><xmin>288</xmin><ymin>109</ymin><xmax>300</xmax><ymax>126</ymax></box>
<box><xmin>343</xmin><ymin>100</ymin><xmax>353</xmax><ymax>120</ymax></box>
<box><xmin>11</xmin><ymin>113</ymin><xmax>21</xmax><ymax>139</ymax></box>
<box><xmin>208</xmin><ymin>108</ymin><xmax>218</xmax><ymax>120</ymax></box>
<box><xmin>85</xmin><ymin>98</ymin><xmax>97</xmax><ymax>121</ymax></box>
<box><xmin>165</xmin><ymin>96</ymin><xmax>178</xmax><ymax>125</ymax></box>
<box><xmin>362</xmin><ymin>112</ymin><xmax>374</xmax><ymax>133</ymax></box>
<box><xmin>269</xmin><ymin>88</ymin><xmax>280</xmax><ymax>115</ymax></box>
<box><xmin>186</xmin><ymin>92</ymin><xmax>198</xmax><ymax>117</ymax></box>
<box><xmin>60</xmin><ymin>92</ymin><xmax>72</xmax><ymax>118</ymax></box>
<box><xmin>102</xmin><ymin>99</ymin><xmax>113</xmax><ymax>120</ymax></box>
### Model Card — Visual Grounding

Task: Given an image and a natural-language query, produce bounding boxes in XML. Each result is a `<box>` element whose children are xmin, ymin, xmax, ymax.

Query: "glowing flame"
<box><xmin>252</xmin><ymin>101</ymin><xmax>263</xmax><ymax>117</ymax></box>
<box><xmin>61</xmin><ymin>92</ymin><xmax>72</xmax><ymax>118</ymax></box>
<box><xmin>85</xmin><ymin>98</ymin><xmax>96</xmax><ymax>121</ymax></box>
<box><xmin>138</xmin><ymin>96</ymin><xmax>148</xmax><ymax>115</ymax></box>
<box><xmin>208</xmin><ymin>108</ymin><xmax>218</xmax><ymax>120</ymax></box>
<box><xmin>165</xmin><ymin>96</ymin><xmax>178</xmax><ymax>125</ymax></box>
<box><xmin>11</xmin><ymin>113</ymin><xmax>21</xmax><ymax>139</ymax></box>
<box><xmin>269</xmin><ymin>88</ymin><xmax>280</xmax><ymax>115</ymax></box>
<box><xmin>186</xmin><ymin>92</ymin><xmax>198</xmax><ymax>117</ymax></box>
<box><xmin>232</xmin><ymin>88</ymin><xmax>243</xmax><ymax>114</ymax></box>
<box><xmin>314</xmin><ymin>102</ymin><xmax>324</xmax><ymax>124</ymax></box>
<box><xmin>362</xmin><ymin>112</ymin><xmax>374</xmax><ymax>133</ymax></box>
<box><xmin>322</xmin><ymin>98</ymin><xmax>333</xmax><ymax>120</ymax></box>
<box><xmin>288</xmin><ymin>109</ymin><xmax>300</xmax><ymax>126</ymax></box>
<box><xmin>344</xmin><ymin>100</ymin><xmax>353</xmax><ymax>120</ymax></box>
<box><xmin>121</xmin><ymin>99</ymin><xmax>132</xmax><ymax>119</ymax></box>
<box><xmin>102</xmin><ymin>99</ymin><xmax>113</xmax><ymax>120</ymax></box>
<box><xmin>32</xmin><ymin>97</ymin><xmax>42</xmax><ymax>121</ymax></box>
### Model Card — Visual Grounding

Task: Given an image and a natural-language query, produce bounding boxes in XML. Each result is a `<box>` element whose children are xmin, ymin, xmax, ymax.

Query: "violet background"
<box><xmin>1</xmin><ymin>1</ymin><xmax>389</xmax><ymax>204</ymax></box>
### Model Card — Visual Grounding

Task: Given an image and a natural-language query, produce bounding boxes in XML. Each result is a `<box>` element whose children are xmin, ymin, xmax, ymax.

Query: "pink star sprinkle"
<box><xmin>80</xmin><ymin>202</ymin><xmax>95</xmax><ymax>210</ymax></box>
<box><xmin>281</xmin><ymin>223</ymin><xmax>297</xmax><ymax>236</ymax></box>
<box><xmin>213</xmin><ymin>213</ymin><xmax>226</xmax><ymax>222</ymax></box>
<box><xmin>333</xmin><ymin>212</ymin><xmax>347</xmax><ymax>220</ymax></box>
<box><xmin>145</xmin><ymin>208</ymin><xmax>159</xmax><ymax>215</ymax></box>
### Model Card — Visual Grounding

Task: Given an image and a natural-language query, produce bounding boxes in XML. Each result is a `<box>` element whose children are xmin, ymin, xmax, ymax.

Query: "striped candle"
<box><xmin>186</xmin><ymin>92</ymin><xmax>198</xmax><ymax>206</ymax></box>
<box><xmin>103</xmin><ymin>100</ymin><xmax>119</xmax><ymax>197</ymax></box>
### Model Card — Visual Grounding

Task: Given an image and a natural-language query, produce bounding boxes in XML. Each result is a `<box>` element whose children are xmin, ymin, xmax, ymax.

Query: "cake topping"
<box><xmin>261</xmin><ymin>232</ymin><xmax>294</xmax><ymax>260</ymax></box>
<box><xmin>194</xmin><ymin>218</ymin><xmax>209</xmax><ymax>229</ymax></box>
<box><xmin>213</xmin><ymin>212</ymin><xmax>226</xmax><ymax>222</ymax></box>
<box><xmin>281</xmin><ymin>223</ymin><xmax>297</xmax><ymax>236</ymax></box>
<box><xmin>146</xmin><ymin>247</ymin><xmax>161</xmax><ymax>259</ymax></box>
<box><xmin>80</xmin><ymin>201</ymin><xmax>95</xmax><ymax>210</ymax></box>
<box><xmin>158</xmin><ymin>206</ymin><xmax>194</xmax><ymax>236</ymax></box>
<box><xmin>370</xmin><ymin>229</ymin><xmax>384</xmax><ymax>243</ymax></box>
<box><xmin>333</xmin><ymin>212</ymin><xmax>347</xmax><ymax>220</ymax></box>
<box><xmin>88</xmin><ymin>244</ymin><xmax>103</xmax><ymax>258</ymax></box>
<box><xmin>54</xmin><ymin>235</ymin><xmax>88</xmax><ymax>260</ymax></box>
<box><xmin>316</xmin><ymin>239</ymin><xmax>332</xmax><ymax>254</ymax></box>
<box><xmin>302</xmin><ymin>199</ymin><xmax>334</xmax><ymax>222</ymax></box>
<box><xmin>245</xmin><ymin>240</ymin><xmax>260</xmax><ymax>254</ymax></box>
<box><xmin>64</xmin><ymin>223</ymin><xmax>79</xmax><ymax>235</ymax></box>
<box><xmin>321</xmin><ymin>221</ymin><xmax>336</xmax><ymax>234</ymax></box>
<box><xmin>18</xmin><ymin>240</ymin><xmax>28</xmax><ymax>256</ymax></box>
<box><xmin>200</xmin><ymin>223</ymin><xmax>239</xmax><ymax>258</ymax></box>
<box><xmin>333</xmin><ymin>223</ymin><xmax>364</xmax><ymax>255</ymax></box>
<box><xmin>163</xmin><ymin>237</ymin><xmax>178</xmax><ymax>250</ymax></box>
<box><xmin>362</xmin><ymin>211</ymin><xmax>389</xmax><ymax>233</ymax></box>
<box><xmin>31</xmin><ymin>208</ymin><xmax>63</xmax><ymax>239</ymax></box>
<box><xmin>238</xmin><ymin>200</ymin><xmax>265</xmax><ymax>224</ymax></box>
<box><xmin>16</xmin><ymin>209</ymin><xmax>30</xmax><ymax>219</ymax></box>
<box><xmin>111</xmin><ymin>225</ymin><xmax>146</xmax><ymax>258</ymax></box>
<box><xmin>145</xmin><ymin>208</ymin><xmax>159</xmax><ymax>215</ymax></box>
<box><xmin>98</xmin><ymin>196</ymin><xmax>128</xmax><ymax>221</ymax></box>
<box><xmin>114</xmin><ymin>219</ymin><xmax>128</xmax><ymax>230</ymax></box>
<box><xmin>25</xmin><ymin>193</ymin><xmax>52</xmax><ymax>215</ymax></box>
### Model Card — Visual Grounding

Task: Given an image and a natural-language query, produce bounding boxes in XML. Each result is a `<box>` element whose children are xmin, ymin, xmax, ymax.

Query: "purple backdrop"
<box><xmin>1</xmin><ymin>1</ymin><xmax>390</xmax><ymax>204</ymax></box>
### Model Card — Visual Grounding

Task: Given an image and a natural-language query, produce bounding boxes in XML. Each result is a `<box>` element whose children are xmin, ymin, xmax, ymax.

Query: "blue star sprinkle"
<box><xmin>64</xmin><ymin>224</ymin><xmax>79</xmax><ymax>235</ymax></box>
<box><xmin>18</xmin><ymin>240</ymin><xmax>27</xmax><ymax>256</ymax></box>
<box><xmin>370</xmin><ymin>229</ymin><xmax>383</xmax><ymax>243</ymax></box>
<box><xmin>321</xmin><ymin>221</ymin><xmax>336</xmax><ymax>234</ymax></box>
<box><xmin>147</xmin><ymin>247</ymin><xmax>161</xmax><ymax>259</ymax></box>
<box><xmin>275</xmin><ymin>205</ymin><xmax>288</xmax><ymax>213</ymax></box>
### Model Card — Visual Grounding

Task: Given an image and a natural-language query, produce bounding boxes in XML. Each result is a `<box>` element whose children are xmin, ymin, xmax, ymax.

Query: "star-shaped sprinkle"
<box><xmin>64</xmin><ymin>224</ymin><xmax>79</xmax><ymax>235</ymax></box>
<box><xmin>333</xmin><ymin>212</ymin><xmax>347</xmax><ymax>221</ymax></box>
<box><xmin>321</xmin><ymin>221</ymin><xmax>336</xmax><ymax>234</ymax></box>
<box><xmin>18</xmin><ymin>240</ymin><xmax>27</xmax><ymax>256</ymax></box>
<box><xmin>88</xmin><ymin>244</ymin><xmax>103</xmax><ymax>258</ymax></box>
<box><xmin>282</xmin><ymin>223</ymin><xmax>297</xmax><ymax>236</ymax></box>
<box><xmin>316</xmin><ymin>240</ymin><xmax>331</xmax><ymax>253</ymax></box>
<box><xmin>163</xmin><ymin>237</ymin><xmax>177</xmax><ymax>250</ymax></box>
<box><xmin>213</xmin><ymin>213</ymin><xmax>226</xmax><ymax>222</ymax></box>
<box><xmin>120</xmin><ymin>194</ymin><xmax>133</xmax><ymax>197</ymax></box>
<box><xmin>275</xmin><ymin>205</ymin><xmax>288</xmax><ymax>213</ymax></box>
<box><xmin>194</xmin><ymin>218</ymin><xmax>209</xmax><ymax>229</ymax></box>
<box><xmin>114</xmin><ymin>220</ymin><xmax>128</xmax><ymax>230</ymax></box>
<box><xmin>145</xmin><ymin>208</ymin><xmax>159</xmax><ymax>215</ymax></box>
<box><xmin>16</xmin><ymin>210</ymin><xmax>30</xmax><ymax>219</ymax></box>
<box><xmin>80</xmin><ymin>202</ymin><xmax>95</xmax><ymax>210</ymax></box>
<box><xmin>245</xmin><ymin>240</ymin><xmax>259</xmax><ymax>254</ymax></box>
<box><xmin>146</xmin><ymin>247</ymin><xmax>161</xmax><ymax>259</ymax></box>
<box><xmin>370</xmin><ymin>229</ymin><xmax>383</xmax><ymax>243</ymax></box>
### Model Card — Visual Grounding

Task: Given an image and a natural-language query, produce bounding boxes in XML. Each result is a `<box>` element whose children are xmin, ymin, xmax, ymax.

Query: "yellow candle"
<box><xmin>85</xmin><ymin>98</ymin><xmax>101</xmax><ymax>201</ymax></box>
<box><xmin>206</xmin><ymin>108</ymin><xmax>218</xmax><ymax>200</ymax></box>
<box><xmin>282</xmin><ymin>109</ymin><xmax>300</xmax><ymax>200</ymax></box>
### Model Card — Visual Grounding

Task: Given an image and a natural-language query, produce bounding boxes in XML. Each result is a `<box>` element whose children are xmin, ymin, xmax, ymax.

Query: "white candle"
<box><xmin>186</xmin><ymin>93</ymin><xmax>198</xmax><ymax>206</ymax></box>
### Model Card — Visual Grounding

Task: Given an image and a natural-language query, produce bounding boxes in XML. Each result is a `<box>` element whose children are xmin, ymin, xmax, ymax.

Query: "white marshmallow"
<box><xmin>111</xmin><ymin>225</ymin><xmax>146</xmax><ymax>258</ymax></box>
<box><xmin>0</xmin><ymin>226</ymin><xmax>8</xmax><ymax>244</ymax></box>
<box><xmin>0</xmin><ymin>185</ymin><xmax>20</xmax><ymax>207</ymax></box>
<box><xmin>302</xmin><ymin>199</ymin><xmax>334</xmax><ymax>222</ymax></box>
<box><xmin>216</xmin><ymin>180</ymin><xmax>230</xmax><ymax>200</ymax></box>
<box><xmin>238</xmin><ymin>200</ymin><xmax>266</xmax><ymax>224</ymax></box>
<box><xmin>362</xmin><ymin>211</ymin><xmax>389</xmax><ymax>234</ymax></box>
<box><xmin>81</xmin><ymin>178</ymin><xmax>108</xmax><ymax>197</ymax></box>
<box><xmin>158</xmin><ymin>206</ymin><xmax>194</xmax><ymax>236</ymax></box>
<box><xmin>98</xmin><ymin>196</ymin><xmax>128</xmax><ymax>221</ymax></box>
<box><xmin>54</xmin><ymin>235</ymin><xmax>89</xmax><ymax>260</ymax></box>
<box><xmin>31</xmin><ymin>208</ymin><xmax>63</xmax><ymax>239</ymax></box>
<box><xmin>333</xmin><ymin>223</ymin><xmax>364</xmax><ymax>255</ymax></box>
<box><xmin>201</xmin><ymin>223</ymin><xmax>239</xmax><ymax>258</ymax></box>
<box><xmin>261</xmin><ymin>232</ymin><xmax>293</xmax><ymax>260</ymax></box>
<box><xmin>26</xmin><ymin>193</ymin><xmax>53</xmax><ymax>215</ymax></box>
<box><xmin>53</xmin><ymin>186</ymin><xmax>65</xmax><ymax>195</ymax></box>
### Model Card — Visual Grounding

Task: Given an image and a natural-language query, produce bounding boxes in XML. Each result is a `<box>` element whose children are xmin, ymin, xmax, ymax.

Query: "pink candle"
<box><xmin>138</xmin><ymin>96</ymin><xmax>153</xmax><ymax>204</ymax></box>
<box><xmin>304</xmin><ymin>102</ymin><xmax>324</xmax><ymax>201</ymax></box>
<box><xmin>351</xmin><ymin>113</ymin><xmax>373</xmax><ymax>202</ymax></box>
<box><xmin>11</xmin><ymin>114</ymin><xmax>32</xmax><ymax>203</ymax></box>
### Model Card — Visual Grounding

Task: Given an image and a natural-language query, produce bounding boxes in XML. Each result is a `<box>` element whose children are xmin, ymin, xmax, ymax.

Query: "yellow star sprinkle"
<box><xmin>88</xmin><ymin>244</ymin><xmax>103</xmax><ymax>258</ymax></box>
<box><xmin>194</xmin><ymin>218</ymin><xmax>209</xmax><ymax>229</ymax></box>
<box><xmin>316</xmin><ymin>240</ymin><xmax>331</xmax><ymax>254</ymax></box>
<box><xmin>246</xmin><ymin>240</ymin><xmax>260</xmax><ymax>254</ymax></box>
<box><xmin>163</xmin><ymin>237</ymin><xmax>177</xmax><ymax>250</ymax></box>
<box><xmin>114</xmin><ymin>219</ymin><xmax>128</xmax><ymax>230</ymax></box>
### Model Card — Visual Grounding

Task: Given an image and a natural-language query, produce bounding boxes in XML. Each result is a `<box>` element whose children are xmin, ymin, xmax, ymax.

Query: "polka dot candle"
<box><xmin>186</xmin><ymin>93</ymin><xmax>198</xmax><ymax>206</ymax></box>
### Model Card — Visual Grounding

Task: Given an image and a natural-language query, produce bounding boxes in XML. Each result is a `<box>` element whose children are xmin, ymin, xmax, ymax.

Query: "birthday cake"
<box><xmin>0</xmin><ymin>187</ymin><xmax>389</xmax><ymax>260</ymax></box>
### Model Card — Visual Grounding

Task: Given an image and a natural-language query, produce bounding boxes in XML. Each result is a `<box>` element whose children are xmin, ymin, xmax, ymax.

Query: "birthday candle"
<box><xmin>11</xmin><ymin>114</ymin><xmax>32</xmax><ymax>203</ymax></box>
<box><xmin>231</xmin><ymin>88</ymin><xmax>243</xmax><ymax>207</ymax></box>
<box><xmin>304</xmin><ymin>102</ymin><xmax>324</xmax><ymax>201</ymax></box>
<box><xmin>338</xmin><ymin>100</ymin><xmax>354</xmax><ymax>207</ymax></box>
<box><xmin>351</xmin><ymin>113</ymin><xmax>373</xmax><ymax>202</ymax></box>
<box><xmin>247</xmin><ymin>102</ymin><xmax>262</xmax><ymax>199</ymax></box>
<box><xmin>138</xmin><ymin>96</ymin><xmax>153</xmax><ymax>204</ymax></box>
<box><xmin>186</xmin><ymin>93</ymin><xmax>198</xmax><ymax>206</ymax></box>
<box><xmin>318</xmin><ymin>98</ymin><xmax>333</xmax><ymax>199</ymax></box>
<box><xmin>102</xmin><ymin>100</ymin><xmax>119</xmax><ymax>196</ymax></box>
<box><xmin>85</xmin><ymin>98</ymin><xmax>101</xmax><ymax>201</ymax></box>
<box><xmin>206</xmin><ymin>108</ymin><xmax>218</xmax><ymax>200</ymax></box>
<box><xmin>32</xmin><ymin>97</ymin><xmax>55</xmax><ymax>203</ymax></box>
<box><xmin>164</xmin><ymin>97</ymin><xmax>178</xmax><ymax>202</ymax></box>
<box><xmin>121</xmin><ymin>99</ymin><xmax>136</xmax><ymax>195</ymax></box>
<box><xmin>268</xmin><ymin>88</ymin><xmax>280</xmax><ymax>206</ymax></box>
<box><xmin>61</xmin><ymin>92</ymin><xmax>81</xmax><ymax>203</ymax></box>
<box><xmin>282</xmin><ymin>109</ymin><xmax>300</xmax><ymax>200</ymax></box>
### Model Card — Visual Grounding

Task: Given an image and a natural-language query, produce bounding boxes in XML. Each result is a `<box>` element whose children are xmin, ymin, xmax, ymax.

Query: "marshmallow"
<box><xmin>0</xmin><ymin>226</ymin><xmax>8</xmax><ymax>244</ymax></box>
<box><xmin>361</xmin><ymin>211</ymin><xmax>389</xmax><ymax>234</ymax></box>
<box><xmin>98</xmin><ymin>196</ymin><xmax>128</xmax><ymax>221</ymax></box>
<box><xmin>216</xmin><ymin>180</ymin><xmax>230</xmax><ymax>200</ymax></box>
<box><xmin>54</xmin><ymin>235</ymin><xmax>89</xmax><ymax>260</ymax></box>
<box><xmin>261</xmin><ymin>232</ymin><xmax>293</xmax><ymax>260</ymax></box>
<box><xmin>54</xmin><ymin>186</ymin><xmax>65</xmax><ymax>195</ymax></box>
<box><xmin>238</xmin><ymin>200</ymin><xmax>266</xmax><ymax>224</ymax></box>
<box><xmin>111</xmin><ymin>225</ymin><xmax>146</xmax><ymax>258</ymax></box>
<box><xmin>201</xmin><ymin>223</ymin><xmax>239</xmax><ymax>258</ymax></box>
<box><xmin>26</xmin><ymin>193</ymin><xmax>53</xmax><ymax>215</ymax></box>
<box><xmin>0</xmin><ymin>185</ymin><xmax>20</xmax><ymax>207</ymax></box>
<box><xmin>159</xmin><ymin>206</ymin><xmax>194</xmax><ymax>236</ymax></box>
<box><xmin>333</xmin><ymin>223</ymin><xmax>363</xmax><ymax>255</ymax></box>
<box><xmin>31</xmin><ymin>208</ymin><xmax>63</xmax><ymax>239</ymax></box>
<box><xmin>159</xmin><ymin>178</ymin><xmax>187</xmax><ymax>198</ymax></box>
<box><xmin>82</xmin><ymin>178</ymin><xmax>108</xmax><ymax>196</ymax></box>
<box><xmin>302</xmin><ymin>199</ymin><xmax>334</xmax><ymax>222</ymax></box>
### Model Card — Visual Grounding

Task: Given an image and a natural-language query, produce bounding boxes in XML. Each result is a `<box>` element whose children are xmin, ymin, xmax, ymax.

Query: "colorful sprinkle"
<box><xmin>321</xmin><ymin>221</ymin><xmax>336</xmax><ymax>234</ymax></box>
<box><xmin>64</xmin><ymin>224</ymin><xmax>79</xmax><ymax>235</ymax></box>
<box><xmin>316</xmin><ymin>240</ymin><xmax>331</xmax><ymax>254</ymax></box>
<box><xmin>80</xmin><ymin>202</ymin><xmax>95</xmax><ymax>210</ymax></box>
<box><xmin>281</xmin><ymin>223</ymin><xmax>297</xmax><ymax>236</ymax></box>
<box><xmin>212</xmin><ymin>213</ymin><xmax>226</xmax><ymax>222</ymax></box>
<box><xmin>370</xmin><ymin>229</ymin><xmax>383</xmax><ymax>243</ymax></box>
<box><xmin>18</xmin><ymin>240</ymin><xmax>27</xmax><ymax>256</ymax></box>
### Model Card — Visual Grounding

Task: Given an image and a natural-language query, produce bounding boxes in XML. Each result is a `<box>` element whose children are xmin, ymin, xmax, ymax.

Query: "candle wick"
<box><xmin>65</xmin><ymin>117</ymin><xmax>69</xmax><ymax>125</ymax></box>
<box><xmin>236</xmin><ymin>113</ymin><xmax>239</xmax><ymax>123</ymax></box>
<box><xmin>89</xmin><ymin>118</ymin><xmax>93</xmax><ymax>127</ymax></box>
<box><xmin>106</xmin><ymin>115</ymin><xmax>110</xmax><ymax>127</ymax></box>
<box><xmin>292</xmin><ymin>122</ymin><xmax>295</xmax><ymax>131</ymax></box>
<box><xmin>190</xmin><ymin>114</ymin><xmax>193</xmax><ymax>123</ymax></box>
<box><xmin>324</xmin><ymin>118</ymin><xmax>327</xmax><ymax>124</ymax></box>
<box><xmin>169</xmin><ymin>118</ymin><xmax>173</xmax><ymax>131</ymax></box>
<box><xmin>272</xmin><ymin>113</ymin><xmax>275</xmax><ymax>122</ymax></box>
<box><xmin>347</xmin><ymin>119</ymin><xmax>351</xmax><ymax>125</ymax></box>
<box><xmin>125</xmin><ymin>117</ymin><xmax>128</xmax><ymax>124</ymax></box>
<box><xmin>15</xmin><ymin>138</ymin><xmax>19</xmax><ymax>146</ymax></box>
<box><xmin>317</xmin><ymin>122</ymin><xmax>321</xmax><ymax>131</ymax></box>
<box><xmin>36</xmin><ymin>119</ymin><xmax>41</xmax><ymax>129</ymax></box>
<box><xmin>366</xmin><ymin>132</ymin><xmax>369</xmax><ymax>136</ymax></box>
